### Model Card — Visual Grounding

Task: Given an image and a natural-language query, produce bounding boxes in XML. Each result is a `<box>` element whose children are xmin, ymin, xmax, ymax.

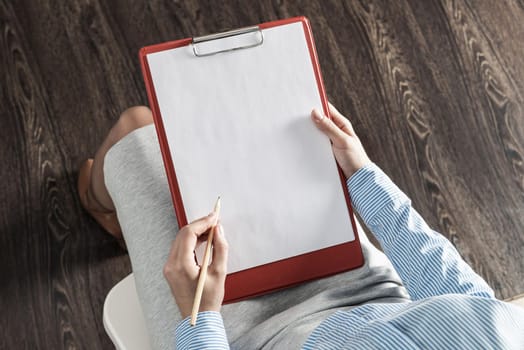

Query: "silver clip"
<box><xmin>192</xmin><ymin>25</ymin><xmax>264</xmax><ymax>57</ymax></box>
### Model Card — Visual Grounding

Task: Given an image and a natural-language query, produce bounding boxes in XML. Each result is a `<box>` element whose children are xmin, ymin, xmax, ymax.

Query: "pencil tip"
<box><xmin>213</xmin><ymin>196</ymin><xmax>221</xmax><ymax>213</ymax></box>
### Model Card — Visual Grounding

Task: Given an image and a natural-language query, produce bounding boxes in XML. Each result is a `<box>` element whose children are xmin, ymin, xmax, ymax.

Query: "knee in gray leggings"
<box><xmin>113</xmin><ymin>106</ymin><xmax>153</xmax><ymax>141</ymax></box>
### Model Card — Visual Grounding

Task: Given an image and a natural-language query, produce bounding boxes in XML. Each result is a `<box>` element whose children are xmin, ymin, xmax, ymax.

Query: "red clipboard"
<box><xmin>139</xmin><ymin>16</ymin><xmax>364</xmax><ymax>303</ymax></box>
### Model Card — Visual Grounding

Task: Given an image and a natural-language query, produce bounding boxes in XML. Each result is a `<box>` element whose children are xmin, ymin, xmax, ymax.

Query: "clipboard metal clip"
<box><xmin>192</xmin><ymin>25</ymin><xmax>264</xmax><ymax>57</ymax></box>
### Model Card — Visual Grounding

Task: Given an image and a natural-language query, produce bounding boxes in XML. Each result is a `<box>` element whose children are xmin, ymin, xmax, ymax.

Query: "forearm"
<box><xmin>347</xmin><ymin>163</ymin><xmax>494</xmax><ymax>300</ymax></box>
<box><xmin>175</xmin><ymin>311</ymin><xmax>229</xmax><ymax>349</ymax></box>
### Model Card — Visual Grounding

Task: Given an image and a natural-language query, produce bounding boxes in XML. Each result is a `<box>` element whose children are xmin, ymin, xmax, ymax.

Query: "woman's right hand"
<box><xmin>163</xmin><ymin>212</ymin><xmax>228</xmax><ymax>319</ymax></box>
<box><xmin>311</xmin><ymin>103</ymin><xmax>371</xmax><ymax>179</ymax></box>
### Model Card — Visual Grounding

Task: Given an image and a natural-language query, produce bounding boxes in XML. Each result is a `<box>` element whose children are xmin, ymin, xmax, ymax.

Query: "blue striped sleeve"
<box><xmin>347</xmin><ymin>163</ymin><xmax>495</xmax><ymax>300</ymax></box>
<box><xmin>175</xmin><ymin>311</ymin><xmax>229</xmax><ymax>349</ymax></box>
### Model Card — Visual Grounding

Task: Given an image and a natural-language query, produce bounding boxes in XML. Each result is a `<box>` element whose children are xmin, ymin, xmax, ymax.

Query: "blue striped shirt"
<box><xmin>176</xmin><ymin>163</ymin><xmax>524</xmax><ymax>349</ymax></box>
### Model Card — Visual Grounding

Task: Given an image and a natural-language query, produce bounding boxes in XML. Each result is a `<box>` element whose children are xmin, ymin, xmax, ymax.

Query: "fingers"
<box><xmin>328</xmin><ymin>103</ymin><xmax>355</xmax><ymax>136</ymax></box>
<box><xmin>210</xmin><ymin>224</ymin><xmax>228</xmax><ymax>275</ymax></box>
<box><xmin>188</xmin><ymin>212</ymin><xmax>219</xmax><ymax>237</ymax></box>
<box><xmin>176</xmin><ymin>212</ymin><xmax>218</xmax><ymax>264</ymax></box>
<box><xmin>180</xmin><ymin>212</ymin><xmax>217</xmax><ymax>245</ymax></box>
<box><xmin>311</xmin><ymin>108</ymin><xmax>350</xmax><ymax>146</ymax></box>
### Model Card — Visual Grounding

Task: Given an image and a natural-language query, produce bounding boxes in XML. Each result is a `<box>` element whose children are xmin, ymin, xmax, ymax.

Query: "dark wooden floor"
<box><xmin>1</xmin><ymin>0</ymin><xmax>523</xmax><ymax>348</ymax></box>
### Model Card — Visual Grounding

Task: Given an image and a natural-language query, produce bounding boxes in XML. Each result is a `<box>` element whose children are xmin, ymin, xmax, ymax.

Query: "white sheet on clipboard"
<box><xmin>146</xmin><ymin>22</ymin><xmax>355</xmax><ymax>274</ymax></box>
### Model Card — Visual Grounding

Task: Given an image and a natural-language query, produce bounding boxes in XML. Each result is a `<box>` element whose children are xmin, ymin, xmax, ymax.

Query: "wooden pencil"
<box><xmin>190</xmin><ymin>196</ymin><xmax>221</xmax><ymax>326</ymax></box>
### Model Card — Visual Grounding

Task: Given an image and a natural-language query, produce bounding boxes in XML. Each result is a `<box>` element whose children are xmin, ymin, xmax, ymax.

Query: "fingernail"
<box><xmin>312</xmin><ymin>108</ymin><xmax>324</xmax><ymax>122</ymax></box>
<box><xmin>218</xmin><ymin>224</ymin><xmax>225</xmax><ymax>237</ymax></box>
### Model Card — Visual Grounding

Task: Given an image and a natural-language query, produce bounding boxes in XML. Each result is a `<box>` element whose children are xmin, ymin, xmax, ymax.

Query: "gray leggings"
<box><xmin>104</xmin><ymin>125</ymin><xmax>409</xmax><ymax>350</ymax></box>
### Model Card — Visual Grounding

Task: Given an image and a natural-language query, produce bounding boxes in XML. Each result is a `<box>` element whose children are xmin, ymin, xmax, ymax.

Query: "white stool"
<box><xmin>103</xmin><ymin>275</ymin><xmax>524</xmax><ymax>350</ymax></box>
<box><xmin>103</xmin><ymin>273</ymin><xmax>152</xmax><ymax>350</ymax></box>
<box><xmin>507</xmin><ymin>294</ymin><xmax>524</xmax><ymax>309</ymax></box>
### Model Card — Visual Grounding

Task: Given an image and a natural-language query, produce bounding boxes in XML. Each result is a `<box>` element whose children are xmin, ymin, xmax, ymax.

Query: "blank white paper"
<box><xmin>147</xmin><ymin>22</ymin><xmax>355</xmax><ymax>273</ymax></box>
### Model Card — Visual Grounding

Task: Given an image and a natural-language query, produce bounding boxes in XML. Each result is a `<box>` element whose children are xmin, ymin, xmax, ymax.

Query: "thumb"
<box><xmin>311</xmin><ymin>108</ymin><xmax>348</xmax><ymax>146</ymax></box>
<box><xmin>211</xmin><ymin>224</ymin><xmax>228</xmax><ymax>276</ymax></box>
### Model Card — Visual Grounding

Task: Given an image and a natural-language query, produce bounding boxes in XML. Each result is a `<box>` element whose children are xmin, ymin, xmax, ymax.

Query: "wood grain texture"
<box><xmin>1</xmin><ymin>0</ymin><xmax>523</xmax><ymax>348</ymax></box>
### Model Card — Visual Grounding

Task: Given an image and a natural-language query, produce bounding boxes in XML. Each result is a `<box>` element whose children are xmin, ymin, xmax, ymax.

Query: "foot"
<box><xmin>78</xmin><ymin>159</ymin><xmax>123</xmax><ymax>240</ymax></box>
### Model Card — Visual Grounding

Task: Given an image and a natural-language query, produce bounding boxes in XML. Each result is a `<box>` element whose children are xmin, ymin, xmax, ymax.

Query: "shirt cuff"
<box><xmin>346</xmin><ymin>163</ymin><xmax>409</xmax><ymax>224</ymax></box>
<box><xmin>175</xmin><ymin>311</ymin><xmax>229</xmax><ymax>349</ymax></box>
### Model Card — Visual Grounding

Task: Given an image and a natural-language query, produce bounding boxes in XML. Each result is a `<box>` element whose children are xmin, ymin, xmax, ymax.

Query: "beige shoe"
<box><xmin>78</xmin><ymin>159</ymin><xmax>125</xmax><ymax>247</ymax></box>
